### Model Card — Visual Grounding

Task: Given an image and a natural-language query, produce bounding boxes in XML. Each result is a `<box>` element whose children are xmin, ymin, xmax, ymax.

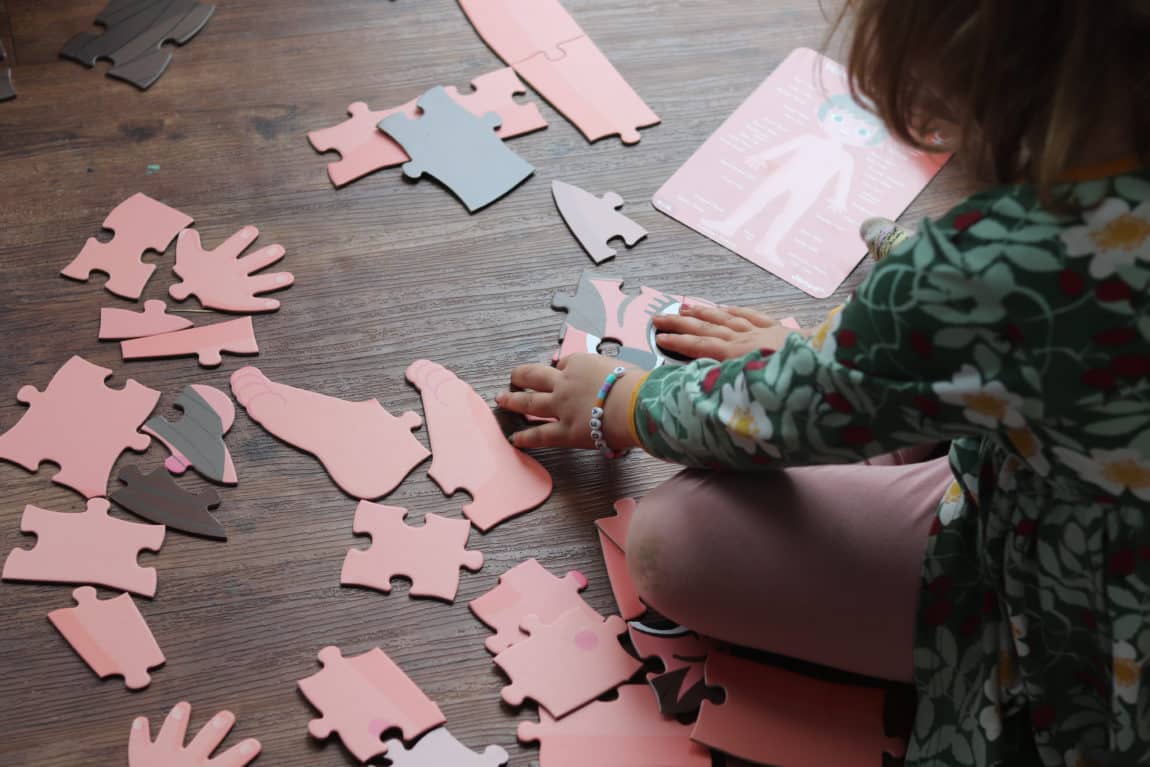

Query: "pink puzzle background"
<box><xmin>653</xmin><ymin>47</ymin><xmax>949</xmax><ymax>298</ymax></box>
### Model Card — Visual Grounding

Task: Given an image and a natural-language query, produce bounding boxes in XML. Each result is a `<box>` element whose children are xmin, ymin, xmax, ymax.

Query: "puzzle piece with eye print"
<box><xmin>48</xmin><ymin>586</ymin><xmax>165</xmax><ymax>690</ymax></box>
<box><xmin>628</xmin><ymin>621</ymin><xmax>721</xmax><ymax>716</ymax></box>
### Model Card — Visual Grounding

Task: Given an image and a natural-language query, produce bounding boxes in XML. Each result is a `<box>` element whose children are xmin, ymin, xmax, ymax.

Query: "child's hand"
<box><xmin>497</xmin><ymin>355</ymin><xmax>643</xmax><ymax>451</ymax></box>
<box><xmin>653</xmin><ymin>304</ymin><xmax>806</xmax><ymax>361</ymax></box>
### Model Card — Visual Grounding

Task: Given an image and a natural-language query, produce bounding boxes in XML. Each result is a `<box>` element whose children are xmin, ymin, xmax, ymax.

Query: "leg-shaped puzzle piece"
<box><xmin>384</xmin><ymin>727</ymin><xmax>508</xmax><ymax>767</ymax></box>
<box><xmin>341</xmin><ymin>502</ymin><xmax>484</xmax><ymax>602</ymax></box>
<box><xmin>0</xmin><ymin>40</ymin><xmax>15</xmax><ymax>102</ymax></box>
<box><xmin>494</xmin><ymin>609</ymin><xmax>642</xmax><ymax>718</ymax></box>
<box><xmin>552</xmin><ymin>180</ymin><xmax>647</xmax><ymax>264</ymax></box>
<box><xmin>0</xmin><ymin>355</ymin><xmax>159</xmax><ymax>498</ymax></box>
<box><xmin>458</xmin><ymin>0</ymin><xmax>586</xmax><ymax>64</ymax></box>
<box><xmin>298</xmin><ymin>646</ymin><xmax>445</xmax><ymax>764</ymax></box>
<box><xmin>100</xmin><ymin>299</ymin><xmax>194</xmax><ymax>340</ymax></box>
<box><xmin>406</xmin><ymin>360</ymin><xmax>552</xmax><ymax>531</ymax></box>
<box><xmin>48</xmin><ymin>586</ymin><xmax>165</xmax><ymax>690</ymax></box>
<box><xmin>143</xmin><ymin>384</ymin><xmax>236</xmax><ymax>484</ymax></box>
<box><xmin>380</xmin><ymin>86</ymin><xmax>535</xmax><ymax>212</ymax></box>
<box><xmin>169</xmin><ymin>227</ymin><xmax>293</xmax><ymax>313</ymax></box>
<box><xmin>518</xmin><ymin>684</ymin><xmax>712</xmax><ymax>767</ymax></box>
<box><xmin>121</xmin><ymin>316</ymin><xmax>259</xmax><ymax>367</ymax></box>
<box><xmin>111</xmin><ymin>465</ymin><xmax>226</xmax><ymax>540</ymax></box>
<box><xmin>470</xmin><ymin>559</ymin><xmax>595</xmax><ymax>654</ymax></box>
<box><xmin>692</xmin><ymin>652</ymin><xmax>906</xmax><ymax>766</ymax></box>
<box><xmin>628</xmin><ymin>621</ymin><xmax>720</xmax><ymax>716</ymax></box>
<box><xmin>231</xmin><ymin>366</ymin><xmax>428</xmax><ymax>499</ymax></box>
<box><xmin>129</xmin><ymin>701</ymin><xmax>262</xmax><ymax>767</ymax></box>
<box><xmin>2</xmin><ymin>498</ymin><xmax>165</xmax><ymax>596</ymax></box>
<box><xmin>308</xmin><ymin>68</ymin><xmax>546</xmax><ymax>188</ymax></box>
<box><xmin>61</xmin><ymin>193</ymin><xmax>192</xmax><ymax>299</ymax></box>
<box><xmin>595</xmin><ymin>498</ymin><xmax>643</xmax><ymax>620</ymax></box>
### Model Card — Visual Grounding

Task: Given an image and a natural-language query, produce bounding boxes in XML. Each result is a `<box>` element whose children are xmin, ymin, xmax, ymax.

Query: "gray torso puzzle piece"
<box><xmin>144</xmin><ymin>385</ymin><xmax>227</xmax><ymax>483</ymax></box>
<box><xmin>0</xmin><ymin>41</ymin><xmax>14</xmax><ymax>102</ymax></box>
<box><xmin>379</xmin><ymin>86</ymin><xmax>535</xmax><ymax>212</ymax></box>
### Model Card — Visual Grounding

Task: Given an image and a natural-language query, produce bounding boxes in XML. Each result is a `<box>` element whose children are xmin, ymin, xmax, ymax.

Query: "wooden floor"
<box><xmin>0</xmin><ymin>1</ymin><xmax>971</xmax><ymax>765</ymax></box>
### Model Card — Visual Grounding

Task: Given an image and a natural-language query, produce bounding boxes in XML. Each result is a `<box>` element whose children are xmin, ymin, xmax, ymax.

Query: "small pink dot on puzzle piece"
<box><xmin>574</xmin><ymin>629</ymin><xmax>599</xmax><ymax>651</ymax></box>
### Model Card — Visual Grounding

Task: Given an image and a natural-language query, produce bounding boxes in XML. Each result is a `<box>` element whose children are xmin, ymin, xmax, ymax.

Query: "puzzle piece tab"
<box><xmin>595</xmin><ymin>498</ymin><xmax>643</xmax><ymax>620</ymax></box>
<box><xmin>471</xmin><ymin>559</ymin><xmax>595</xmax><ymax>654</ymax></box>
<box><xmin>143</xmin><ymin>384</ymin><xmax>237</xmax><ymax>484</ymax></box>
<box><xmin>48</xmin><ymin>586</ymin><xmax>165</xmax><ymax>690</ymax></box>
<box><xmin>111</xmin><ymin>465</ymin><xmax>226</xmax><ymax>540</ymax></box>
<box><xmin>0</xmin><ymin>40</ymin><xmax>15</xmax><ymax>102</ymax></box>
<box><xmin>342</xmin><ymin>502</ymin><xmax>483</xmax><ymax>602</ymax></box>
<box><xmin>628</xmin><ymin>621</ymin><xmax>719</xmax><ymax>716</ymax></box>
<box><xmin>99</xmin><ymin>300</ymin><xmax>194</xmax><ymax>340</ymax></box>
<box><xmin>553</xmin><ymin>180</ymin><xmax>647</xmax><ymax>264</ymax></box>
<box><xmin>169</xmin><ymin>226</ymin><xmax>293</xmax><ymax>313</ymax></box>
<box><xmin>0</xmin><ymin>355</ymin><xmax>159</xmax><ymax>497</ymax></box>
<box><xmin>121</xmin><ymin>316</ymin><xmax>259</xmax><ymax>367</ymax></box>
<box><xmin>458</xmin><ymin>0</ymin><xmax>586</xmax><ymax>64</ymax></box>
<box><xmin>298</xmin><ymin>646</ymin><xmax>445</xmax><ymax>764</ymax></box>
<box><xmin>130</xmin><ymin>701</ymin><xmax>262</xmax><ymax>767</ymax></box>
<box><xmin>384</xmin><ymin>727</ymin><xmax>509</xmax><ymax>767</ymax></box>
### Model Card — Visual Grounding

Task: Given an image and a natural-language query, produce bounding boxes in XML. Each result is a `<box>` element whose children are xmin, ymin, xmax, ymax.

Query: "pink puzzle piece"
<box><xmin>61</xmin><ymin>193</ymin><xmax>193</xmax><ymax>299</ymax></box>
<box><xmin>384</xmin><ymin>727</ymin><xmax>508</xmax><ymax>767</ymax></box>
<box><xmin>48</xmin><ymin>586</ymin><xmax>165</xmax><ymax>690</ymax></box>
<box><xmin>144</xmin><ymin>384</ymin><xmax>238</xmax><ymax>484</ymax></box>
<box><xmin>628</xmin><ymin>622</ymin><xmax>719</xmax><ymax>716</ymax></box>
<box><xmin>518</xmin><ymin>684</ymin><xmax>712</xmax><ymax>767</ymax></box>
<box><xmin>169</xmin><ymin>227</ymin><xmax>293</xmax><ymax>313</ymax></box>
<box><xmin>122</xmin><ymin>316</ymin><xmax>259</xmax><ymax>367</ymax></box>
<box><xmin>495</xmin><ymin>608</ymin><xmax>642</xmax><ymax>718</ymax></box>
<box><xmin>2</xmin><ymin>498</ymin><xmax>165</xmax><ymax>596</ymax></box>
<box><xmin>0</xmin><ymin>355</ymin><xmax>159</xmax><ymax>498</ymax></box>
<box><xmin>231</xmin><ymin>366</ymin><xmax>428</xmax><ymax>499</ymax></box>
<box><xmin>692</xmin><ymin>652</ymin><xmax>906</xmax><ymax>766</ymax></box>
<box><xmin>595</xmin><ymin>498</ymin><xmax>643</xmax><ymax>620</ymax></box>
<box><xmin>406</xmin><ymin>360</ymin><xmax>552</xmax><ymax>531</ymax></box>
<box><xmin>342</xmin><ymin>502</ymin><xmax>484</xmax><ymax>602</ymax></box>
<box><xmin>308</xmin><ymin>68</ymin><xmax>547</xmax><ymax>188</ymax></box>
<box><xmin>99</xmin><ymin>300</ymin><xmax>193</xmax><ymax>340</ymax></box>
<box><xmin>470</xmin><ymin>559</ymin><xmax>596</xmax><ymax>654</ymax></box>
<box><xmin>298</xmin><ymin>646</ymin><xmax>445</xmax><ymax>764</ymax></box>
<box><xmin>130</xmin><ymin>702</ymin><xmax>262</xmax><ymax>767</ymax></box>
<box><xmin>458</xmin><ymin>0</ymin><xmax>586</xmax><ymax>64</ymax></box>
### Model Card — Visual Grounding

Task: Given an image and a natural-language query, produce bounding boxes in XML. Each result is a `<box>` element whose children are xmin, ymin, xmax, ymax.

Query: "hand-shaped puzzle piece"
<box><xmin>2</xmin><ymin>498</ymin><xmax>165</xmax><ymax>596</ymax></box>
<box><xmin>406</xmin><ymin>360</ymin><xmax>552</xmax><ymax>531</ymax></box>
<box><xmin>298</xmin><ymin>646</ymin><xmax>445</xmax><ymax>764</ymax></box>
<box><xmin>143</xmin><ymin>384</ymin><xmax>237</xmax><ymax>484</ymax></box>
<box><xmin>342</xmin><ymin>502</ymin><xmax>483</xmax><ymax>602</ymax></box>
<box><xmin>1</xmin><ymin>41</ymin><xmax>16</xmax><ymax>102</ymax></box>
<box><xmin>379</xmin><ymin>86</ymin><xmax>535</xmax><ymax>213</ymax></box>
<box><xmin>308</xmin><ymin>67</ymin><xmax>546</xmax><ymax>188</ymax></box>
<box><xmin>62</xmin><ymin>193</ymin><xmax>192</xmax><ymax>299</ymax></box>
<box><xmin>169</xmin><ymin>226</ymin><xmax>293</xmax><ymax>313</ymax></box>
<box><xmin>494</xmin><ymin>609</ymin><xmax>642</xmax><ymax>718</ymax></box>
<box><xmin>100</xmin><ymin>300</ymin><xmax>194</xmax><ymax>340</ymax></box>
<box><xmin>552</xmin><ymin>180</ymin><xmax>647</xmax><ymax>264</ymax></box>
<box><xmin>628</xmin><ymin>622</ymin><xmax>719</xmax><ymax>716</ymax></box>
<box><xmin>518</xmin><ymin>684</ymin><xmax>712</xmax><ymax>767</ymax></box>
<box><xmin>48</xmin><ymin>586</ymin><xmax>165</xmax><ymax>690</ymax></box>
<box><xmin>470</xmin><ymin>558</ymin><xmax>595</xmax><ymax>654</ymax></box>
<box><xmin>692</xmin><ymin>652</ymin><xmax>906</xmax><ymax>766</ymax></box>
<box><xmin>122</xmin><ymin>316</ymin><xmax>259</xmax><ymax>367</ymax></box>
<box><xmin>130</xmin><ymin>701</ymin><xmax>262</xmax><ymax>767</ymax></box>
<box><xmin>112</xmin><ymin>465</ymin><xmax>226</xmax><ymax>540</ymax></box>
<box><xmin>231</xmin><ymin>366</ymin><xmax>428</xmax><ymax>499</ymax></box>
<box><xmin>595</xmin><ymin>498</ymin><xmax>643</xmax><ymax>620</ymax></box>
<box><xmin>0</xmin><ymin>355</ymin><xmax>159</xmax><ymax>497</ymax></box>
<box><xmin>384</xmin><ymin>727</ymin><xmax>508</xmax><ymax>767</ymax></box>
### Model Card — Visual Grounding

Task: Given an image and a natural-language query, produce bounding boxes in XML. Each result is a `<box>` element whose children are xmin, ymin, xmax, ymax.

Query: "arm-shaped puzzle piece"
<box><xmin>111</xmin><ymin>465</ymin><xmax>226</xmax><ymax>540</ymax></box>
<box><xmin>100</xmin><ymin>299</ymin><xmax>194</xmax><ymax>340</ymax></box>
<box><xmin>494</xmin><ymin>609</ymin><xmax>642</xmax><ymax>718</ymax></box>
<box><xmin>0</xmin><ymin>355</ymin><xmax>159</xmax><ymax>498</ymax></box>
<box><xmin>458</xmin><ymin>0</ymin><xmax>586</xmax><ymax>64</ymax></box>
<box><xmin>552</xmin><ymin>180</ymin><xmax>647</xmax><ymax>264</ymax></box>
<box><xmin>384</xmin><ymin>727</ymin><xmax>509</xmax><ymax>767</ymax></box>
<box><xmin>230</xmin><ymin>366</ymin><xmax>428</xmax><ymax>500</ymax></box>
<box><xmin>0</xmin><ymin>40</ymin><xmax>15</xmax><ymax>102</ymax></box>
<box><xmin>121</xmin><ymin>316</ymin><xmax>259</xmax><ymax>367</ymax></box>
<box><xmin>628</xmin><ymin>621</ymin><xmax>720</xmax><ymax>716</ymax></box>
<box><xmin>48</xmin><ymin>586</ymin><xmax>165</xmax><ymax>690</ymax></box>
<box><xmin>406</xmin><ymin>359</ymin><xmax>552</xmax><ymax>531</ymax></box>
<box><xmin>2</xmin><ymin>498</ymin><xmax>165</xmax><ymax>597</ymax></box>
<box><xmin>595</xmin><ymin>498</ymin><xmax>643</xmax><ymax>620</ymax></box>
<box><xmin>129</xmin><ymin>701</ymin><xmax>262</xmax><ymax>767</ymax></box>
<box><xmin>692</xmin><ymin>651</ymin><xmax>906</xmax><ymax>766</ymax></box>
<box><xmin>470</xmin><ymin>558</ymin><xmax>595</xmax><ymax>654</ymax></box>
<box><xmin>143</xmin><ymin>384</ymin><xmax>237</xmax><ymax>484</ymax></box>
<box><xmin>61</xmin><ymin>193</ymin><xmax>193</xmax><ymax>299</ymax></box>
<box><xmin>341</xmin><ymin>502</ymin><xmax>483</xmax><ymax>603</ymax></box>
<box><xmin>298</xmin><ymin>646</ymin><xmax>445</xmax><ymax>764</ymax></box>
<box><xmin>169</xmin><ymin>226</ymin><xmax>293</xmax><ymax>313</ymax></box>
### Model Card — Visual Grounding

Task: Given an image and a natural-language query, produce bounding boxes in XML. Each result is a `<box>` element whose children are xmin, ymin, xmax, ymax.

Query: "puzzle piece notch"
<box><xmin>458</xmin><ymin>0</ymin><xmax>587</xmax><ymax>65</ymax></box>
<box><xmin>111</xmin><ymin>465</ymin><xmax>226</xmax><ymax>540</ymax></box>
<box><xmin>48</xmin><ymin>586</ymin><xmax>165</xmax><ymax>690</ymax></box>
<box><xmin>628</xmin><ymin>621</ymin><xmax>720</xmax><ymax>716</ymax></box>
<box><xmin>0</xmin><ymin>40</ymin><xmax>15</xmax><ymax>101</ymax></box>
<box><xmin>143</xmin><ymin>384</ymin><xmax>236</xmax><ymax>484</ymax></box>
<box><xmin>298</xmin><ymin>645</ymin><xmax>445</xmax><ymax>764</ymax></box>
<box><xmin>129</xmin><ymin>701</ymin><xmax>262</xmax><ymax>767</ymax></box>
<box><xmin>552</xmin><ymin>180</ymin><xmax>647</xmax><ymax>264</ymax></box>
<box><xmin>470</xmin><ymin>558</ymin><xmax>596</xmax><ymax>654</ymax></box>
<box><xmin>341</xmin><ymin>502</ymin><xmax>484</xmax><ymax>602</ymax></box>
<box><xmin>121</xmin><ymin>316</ymin><xmax>259</xmax><ymax>367</ymax></box>
<box><xmin>2</xmin><ymin>498</ymin><xmax>165</xmax><ymax>597</ymax></box>
<box><xmin>595</xmin><ymin>498</ymin><xmax>643</xmax><ymax>620</ymax></box>
<box><xmin>384</xmin><ymin>727</ymin><xmax>509</xmax><ymax>767</ymax></box>
<box><xmin>169</xmin><ymin>226</ymin><xmax>293</xmax><ymax>313</ymax></box>
<box><xmin>99</xmin><ymin>299</ymin><xmax>194</xmax><ymax>340</ymax></box>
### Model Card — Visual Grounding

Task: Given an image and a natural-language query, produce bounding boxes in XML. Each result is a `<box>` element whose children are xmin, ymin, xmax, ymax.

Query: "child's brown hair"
<box><xmin>836</xmin><ymin>0</ymin><xmax>1150</xmax><ymax>199</ymax></box>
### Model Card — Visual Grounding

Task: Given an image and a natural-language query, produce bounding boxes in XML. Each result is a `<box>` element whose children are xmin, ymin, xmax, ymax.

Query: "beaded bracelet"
<box><xmin>590</xmin><ymin>366</ymin><xmax>630</xmax><ymax>459</ymax></box>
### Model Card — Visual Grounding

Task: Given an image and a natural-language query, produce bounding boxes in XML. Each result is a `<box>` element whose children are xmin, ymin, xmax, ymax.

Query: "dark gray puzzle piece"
<box><xmin>111</xmin><ymin>465</ymin><xmax>225</xmax><ymax>540</ymax></box>
<box><xmin>144</xmin><ymin>385</ymin><xmax>227</xmax><ymax>483</ymax></box>
<box><xmin>0</xmin><ymin>41</ymin><xmax>14</xmax><ymax>102</ymax></box>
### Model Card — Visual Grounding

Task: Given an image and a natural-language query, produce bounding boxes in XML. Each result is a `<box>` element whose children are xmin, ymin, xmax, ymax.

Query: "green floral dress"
<box><xmin>631</xmin><ymin>172</ymin><xmax>1150</xmax><ymax>766</ymax></box>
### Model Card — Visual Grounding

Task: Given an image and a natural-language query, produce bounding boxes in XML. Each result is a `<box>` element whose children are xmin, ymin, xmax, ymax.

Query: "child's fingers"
<box><xmin>682</xmin><ymin>304</ymin><xmax>753</xmax><ymax>332</ymax></box>
<box><xmin>656</xmin><ymin>332</ymin><xmax>730</xmax><ymax>360</ymax></box>
<box><xmin>510</xmin><ymin>363</ymin><xmax>559</xmax><ymax>392</ymax></box>
<box><xmin>718</xmin><ymin>305</ymin><xmax>777</xmax><ymax>328</ymax></box>
<box><xmin>511</xmin><ymin>422</ymin><xmax>569</xmax><ymax>449</ymax></box>
<box><xmin>496</xmin><ymin>390</ymin><xmax>556</xmax><ymax>418</ymax></box>
<box><xmin>652</xmin><ymin>314</ymin><xmax>734</xmax><ymax>339</ymax></box>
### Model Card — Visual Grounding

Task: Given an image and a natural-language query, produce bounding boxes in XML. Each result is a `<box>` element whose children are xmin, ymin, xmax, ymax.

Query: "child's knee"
<box><xmin>626</xmin><ymin>483</ymin><xmax>701</xmax><ymax>615</ymax></box>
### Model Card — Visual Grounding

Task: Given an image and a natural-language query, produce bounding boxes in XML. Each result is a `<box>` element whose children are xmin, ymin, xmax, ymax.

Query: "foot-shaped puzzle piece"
<box><xmin>470</xmin><ymin>559</ymin><xmax>595</xmax><ymax>654</ymax></box>
<box><xmin>552</xmin><ymin>180</ymin><xmax>647</xmax><ymax>264</ymax></box>
<box><xmin>692</xmin><ymin>652</ymin><xmax>906</xmax><ymax>767</ymax></box>
<box><xmin>61</xmin><ymin>193</ymin><xmax>192</xmax><ymax>299</ymax></box>
<box><xmin>122</xmin><ymin>316</ymin><xmax>259</xmax><ymax>368</ymax></box>
<box><xmin>2</xmin><ymin>498</ymin><xmax>165</xmax><ymax>597</ymax></box>
<box><xmin>169</xmin><ymin>226</ymin><xmax>293</xmax><ymax>313</ymax></box>
<box><xmin>111</xmin><ymin>465</ymin><xmax>226</xmax><ymax>540</ymax></box>
<box><xmin>231</xmin><ymin>366</ymin><xmax>428</xmax><ymax>500</ymax></box>
<box><xmin>384</xmin><ymin>727</ymin><xmax>509</xmax><ymax>767</ymax></box>
<box><xmin>406</xmin><ymin>360</ymin><xmax>552</xmax><ymax>531</ymax></box>
<box><xmin>595</xmin><ymin>498</ymin><xmax>643</xmax><ymax>620</ymax></box>
<box><xmin>129</xmin><ymin>701</ymin><xmax>262</xmax><ymax>767</ymax></box>
<box><xmin>298</xmin><ymin>646</ymin><xmax>445</xmax><ymax>764</ymax></box>
<box><xmin>495</xmin><ymin>609</ymin><xmax>642</xmax><ymax>718</ymax></box>
<box><xmin>100</xmin><ymin>300</ymin><xmax>194</xmax><ymax>340</ymax></box>
<box><xmin>48</xmin><ymin>586</ymin><xmax>165</xmax><ymax>690</ymax></box>
<box><xmin>342</xmin><ymin>502</ymin><xmax>483</xmax><ymax>602</ymax></box>
<box><xmin>0</xmin><ymin>355</ymin><xmax>160</xmax><ymax>498</ymax></box>
<box><xmin>628</xmin><ymin>621</ymin><xmax>719</xmax><ymax>716</ymax></box>
<box><xmin>518</xmin><ymin>684</ymin><xmax>712</xmax><ymax>767</ymax></box>
<box><xmin>143</xmin><ymin>384</ymin><xmax>237</xmax><ymax>485</ymax></box>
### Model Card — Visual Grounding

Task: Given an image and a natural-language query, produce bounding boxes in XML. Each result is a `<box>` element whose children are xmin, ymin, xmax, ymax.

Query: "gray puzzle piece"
<box><xmin>0</xmin><ymin>41</ymin><xmax>14</xmax><ymax>102</ymax></box>
<box><xmin>379</xmin><ymin>86</ymin><xmax>535</xmax><ymax>212</ymax></box>
<box><xmin>552</xmin><ymin>180</ymin><xmax>647</xmax><ymax>264</ymax></box>
<box><xmin>143</xmin><ymin>385</ymin><xmax>227</xmax><ymax>482</ymax></box>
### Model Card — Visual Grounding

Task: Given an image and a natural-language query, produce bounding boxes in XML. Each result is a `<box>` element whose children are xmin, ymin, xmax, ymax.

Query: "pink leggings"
<box><xmin>626</xmin><ymin>450</ymin><xmax>952</xmax><ymax>683</ymax></box>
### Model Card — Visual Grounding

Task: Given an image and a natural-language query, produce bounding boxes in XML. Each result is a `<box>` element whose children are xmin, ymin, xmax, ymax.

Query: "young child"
<box><xmin>497</xmin><ymin>2</ymin><xmax>1150</xmax><ymax>766</ymax></box>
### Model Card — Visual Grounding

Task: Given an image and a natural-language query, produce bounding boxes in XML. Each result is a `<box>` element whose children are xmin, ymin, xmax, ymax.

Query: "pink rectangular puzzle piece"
<box><xmin>653</xmin><ymin>48</ymin><xmax>949</xmax><ymax>298</ymax></box>
<box><xmin>121</xmin><ymin>316</ymin><xmax>259</xmax><ymax>367</ymax></box>
<box><xmin>48</xmin><ymin>586</ymin><xmax>165</xmax><ymax>689</ymax></box>
<box><xmin>99</xmin><ymin>299</ymin><xmax>193</xmax><ymax>340</ymax></box>
<box><xmin>596</xmin><ymin>498</ymin><xmax>643</xmax><ymax>620</ymax></box>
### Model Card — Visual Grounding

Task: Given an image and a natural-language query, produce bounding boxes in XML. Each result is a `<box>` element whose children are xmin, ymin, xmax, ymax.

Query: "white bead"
<box><xmin>589</xmin><ymin>418</ymin><xmax>602</xmax><ymax>430</ymax></box>
<box><xmin>613</xmin><ymin>366</ymin><xmax>626</xmax><ymax>375</ymax></box>
<box><xmin>590</xmin><ymin>430</ymin><xmax>603</xmax><ymax>441</ymax></box>
<box><xmin>591</xmin><ymin>407</ymin><xmax>604</xmax><ymax>418</ymax></box>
